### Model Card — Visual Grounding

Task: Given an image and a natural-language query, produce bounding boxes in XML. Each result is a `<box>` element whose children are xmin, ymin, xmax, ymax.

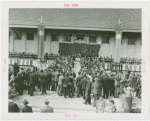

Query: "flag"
<box><xmin>38</xmin><ymin>25</ymin><xmax>45</xmax><ymax>59</ymax></box>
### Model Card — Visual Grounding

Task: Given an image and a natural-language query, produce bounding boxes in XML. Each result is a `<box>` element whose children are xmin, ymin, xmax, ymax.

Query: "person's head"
<box><xmin>70</xmin><ymin>73</ymin><xmax>73</xmax><ymax>77</ymax></box>
<box><xmin>66</xmin><ymin>73</ymin><xmax>69</xmax><ymax>77</ymax></box>
<box><xmin>94</xmin><ymin>77</ymin><xmax>98</xmax><ymax>82</ymax></box>
<box><xmin>22</xmin><ymin>99</ymin><xmax>29</xmax><ymax>106</ymax></box>
<box><xmin>40</xmin><ymin>69</ymin><xmax>43</xmax><ymax>73</ymax></box>
<box><xmin>78</xmin><ymin>71</ymin><xmax>81</xmax><ymax>75</ymax></box>
<box><xmin>109</xmin><ymin>100</ymin><xmax>115</xmax><ymax>104</ymax></box>
<box><xmin>87</xmin><ymin>77</ymin><xmax>90</xmax><ymax>82</ymax></box>
<box><xmin>83</xmin><ymin>74</ymin><xmax>87</xmax><ymax>78</ymax></box>
<box><xmin>44</xmin><ymin>99</ymin><xmax>49</xmax><ymax>105</ymax></box>
<box><xmin>99</xmin><ymin>96</ymin><xmax>103</xmax><ymax>101</ymax></box>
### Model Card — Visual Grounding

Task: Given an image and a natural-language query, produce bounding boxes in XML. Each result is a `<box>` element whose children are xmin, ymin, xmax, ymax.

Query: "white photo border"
<box><xmin>1</xmin><ymin>1</ymin><xmax>150</xmax><ymax>120</ymax></box>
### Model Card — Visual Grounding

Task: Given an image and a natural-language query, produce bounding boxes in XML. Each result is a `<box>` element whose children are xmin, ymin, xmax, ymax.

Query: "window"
<box><xmin>77</xmin><ymin>34</ymin><xmax>84</xmax><ymax>40</ymax></box>
<box><xmin>102</xmin><ymin>35</ymin><xmax>109</xmax><ymax>43</ymax></box>
<box><xmin>52</xmin><ymin>34</ymin><xmax>58</xmax><ymax>41</ymax></box>
<box><xmin>27</xmin><ymin>32</ymin><xmax>34</xmax><ymax>40</ymax></box>
<box><xmin>89</xmin><ymin>36</ymin><xmax>96</xmax><ymax>43</ymax></box>
<box><xmin>15</xmin><ymin>31</ymin><xmax>22</xmax><ymax>40</ymax></box>
<box><xmin>128</xmin><ymin>36</ymin><xmax>135</xmax><ymax>45</ymax></box>
<box><xmin>65</xmin><ymin>34</ymin><xmax>71</xmax><ymax>42</ymax></box>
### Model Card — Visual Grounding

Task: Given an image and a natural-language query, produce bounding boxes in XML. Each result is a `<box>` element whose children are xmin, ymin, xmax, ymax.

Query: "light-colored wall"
<box><xmin>26</xmin><ymin>32</ymin><xmax>38</xmax><ymax>54</ymax></box>
<box><xmin>9</xmin><ymin>31</ymin><xmax>142</xmax><ymax>58</ymax></box>
<box><xmin>50</xmin><ymin>41</ymin><xmax>59</xmax><ymax>54</ymax></box>
<box><xmin>14</xmin><ymin>32</ymin><xmax>25</xmax><ymax>52</ymax></box>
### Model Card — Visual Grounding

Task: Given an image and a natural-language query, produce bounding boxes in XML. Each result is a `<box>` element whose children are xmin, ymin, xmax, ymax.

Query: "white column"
<box><xmin>22</xmin><ymin>32</ymin><xmax>26</xmax><ymax>53</ymax></box>
<box><xmin>96</xmin><ymin>35</ymin><xmax>102</xmax><ymax>44</ymax></box>
<box><xmin>135</xmin><ymin>36</ymin><xmax>141</xmax><ymax>59</ymax></box>
<box><xmin>122</xmin><ymin>36</ymin><xmax>128</xmax><ymax>58</ymax></box>
<box><xmin>109</xmin><ymin>36</ymin><xmax>115</xmax><ymax>58</ymax></box>
<box><xmin>9</xmin><ymin>32</ymin><xmax>14</xmax><ymax>52</ymax></box>
<box><xmin>114</xmin><ymin>31</ymin><xmax>122</xmax><ymax>62</ymax></box>
<box><xmin>96</xmin><ymin>35</ymin><xmax>102</xmax><ymax>57</ymax></box>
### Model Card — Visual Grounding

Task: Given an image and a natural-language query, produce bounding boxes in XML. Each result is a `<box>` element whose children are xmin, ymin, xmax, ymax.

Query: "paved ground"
<box><xmin>12</xmin><ymin>61</ymin><xmax>124</xmax><ymax>113</ymax></box>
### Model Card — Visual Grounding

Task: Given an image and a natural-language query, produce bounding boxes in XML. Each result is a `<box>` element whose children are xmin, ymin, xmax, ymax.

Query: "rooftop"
<box><xmin>9</xmin><ymin>8</ymin><xmax>141</xmax><ymax>31</ymax></box>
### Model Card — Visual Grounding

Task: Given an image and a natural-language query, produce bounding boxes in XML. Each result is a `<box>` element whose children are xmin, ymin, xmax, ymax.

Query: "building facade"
<box><xmin>9</xmin><ymin>9</ymin><xmax>141</xmax><ymax>62</ymax></box>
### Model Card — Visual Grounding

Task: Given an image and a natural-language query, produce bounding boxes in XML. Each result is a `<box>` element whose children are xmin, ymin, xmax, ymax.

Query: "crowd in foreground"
<box><xmin>8</xmin><ymin>56</ymin><xmax>141</xmax><ymax>113</ymax></box>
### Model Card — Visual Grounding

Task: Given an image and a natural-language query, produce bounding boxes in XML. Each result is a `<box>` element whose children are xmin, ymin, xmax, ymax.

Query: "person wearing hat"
<box><xmin>21</xmin><ymin>99</ymin><xmax>33</xmax><ymax>113</ymax></box>
<box><xmin>91</xmin><ymin>77</ymin><xmax>102</xmax><ymax>107</ymax></box>
<box><xmin>41</xmin><ymin>70</ymin><xmax>49</xmax><ymax>95</ymax></box>
<box><xmin>102</xmin><ymin>73</ymin><xmax>109</xmax><ymax>99</ymax></box>
<box><xmin>58</xmin><ymin>72</ymin><xmax>64</xmax><ymax>96</ymax></box>
<box><xmin>41</xmin><ymin>99</ymin><xmax>54</xmax><ymax>113</ymax></box>
<box><xmin>28</xmin><ymin>70</ymin><xmax>36</xmax><ymax>96</ymax></box>
<box><xmin>62</xmin><ymin>73</ymin><xmax>69</xmax><ymax>98</ymax></box>
<box><xmin>84</xmin><ymin>77</ymin><xmax>92</xmax><ymax>105</ymax></box>
<box><xmin>80</xmin><ymin>74</ymin><xmax>87</xmax><ymax>100</ymax></box>
<box><xmin>76</xmin><ymin>71</ymin><xmax>83</xmax><ymax>97</ymax></box>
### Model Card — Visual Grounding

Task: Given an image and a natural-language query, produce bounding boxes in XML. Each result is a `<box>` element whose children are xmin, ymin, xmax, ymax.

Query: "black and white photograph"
<box><xmin>8</xmin><ymin>8</ymin><xmax>142</xmax><ymax>113</ymax></box>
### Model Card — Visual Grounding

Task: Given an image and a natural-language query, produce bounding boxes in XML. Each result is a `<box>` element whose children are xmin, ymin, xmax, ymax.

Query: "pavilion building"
<box><xmin>9</xmin><ymin>9</ymin><xmax>141</xmax><ymax>63</ymax></box>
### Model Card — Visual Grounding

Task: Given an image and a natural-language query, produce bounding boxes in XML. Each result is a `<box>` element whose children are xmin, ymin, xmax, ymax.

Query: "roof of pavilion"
<box><xmin>9</xmin><ymin>8</ymin><xmax>141</xmax><ymax>31</ymax></box>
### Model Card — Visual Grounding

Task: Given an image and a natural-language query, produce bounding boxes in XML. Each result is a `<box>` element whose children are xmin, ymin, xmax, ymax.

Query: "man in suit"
<box><xmin>80</xmin><ymin>74</ymin><xmax>87</xmax><ymax>100</ymax></box>
<box><xmin>8</xmin><ymin>99</ymin><xmax>20</xmax><ymax>112</ymax></box>
<box><xmin>91</xmin><ymin>77</ymin><xmax>102</xmax><ymax>107</ymax></box>
<box><xmin>58</xmin><ymin>72</ymin><xmax>64</xmax><ymax>96</ymax></box>
<box><xmin>39</xmin><ymin>70</ymin><xmax>44</xmax><ymax>94</ymax></box>
<box><xmin>76</xmin><ymin>72</ymin><xmax>83</xmax><ymax>97</ymax></box>
<box><xmin>68</xmin><ymin>73</ymin><xmax>74</xmax><ymax>98</ymax></box>
<box><xmin>41</xmin><ymin>70</ymin><xmax>49</xmax><ymax>95</ymax></box>
<box><xmin>54</xmin><ymin>69</ymin><xmax>59</xmax><ymax>92</ymax></box>
<box><xmin>17</xmin><ymin>72</ymin><xmax>24</xmax><ymax>95</ymax></box>
<box><xmin>13</xmin><ymin>62</ymin><xmax>20</xmax><ymax>77</ymax></box>
<box><xmin>109</xmin><ymin>74</ymin><xmax>115</xmax><ymax>97</ymax></box>
<box><xmin>21</xmin><ymin>99</ymin><xmax>33</xmax><ymax>113</ymax></box>
<box><xmin>102</xmin><ymin>73</ymin><xmax>110</xmax><ymax>98</ymax></box>
<box><xmin>47</xmin><ymin>70</ymin><xmax>52</xmax><ymax>90</ymax></box>
<box><xmin>28</xmin><ymin>70</ymin><xmax>35</xmax><ymax>96</ymax></box>
<box><xmin>62</xmin><ymin>73</ymin><xmax>69</xmax><ymax>98</ymax></box>
<box><xmin>84</xmin><ymin>77</ymin><xmax>92</xmax><ymax>105</ymax></box>
<box><xmin>41</xmin><ymin>99</ymin><xmax>54</xmax><ymax>113</ymax></box>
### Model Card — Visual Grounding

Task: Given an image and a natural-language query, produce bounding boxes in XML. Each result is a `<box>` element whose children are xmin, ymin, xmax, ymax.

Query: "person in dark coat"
<box><xmin>91</xmin><ymin>77</ymin><xmax>102</xmax><ymax>107</ymax></box>
<box><xmin>41</xmin><ymin>99</ymin><xmax>54</xmax><ymax>113</ymax></box>
<box><xmin>62</xmin><ymin>73</ymin><xmax>69</xmax><ymax>98</ymax></box>
<box><xmin>17</xmin><ymin>72</ymin><xmax>24</xmax><ymax>95</ymax></box>
<box><xmin>21</xmin><ymin>99</ymin><xmax>33</xmax><ymax>113</ymax></box>
<box><xmin>102</xmin><ymin>73</ymin><xmax>110</xmax><ymax>98</ymax></box>
<box><xmin>8</xmin><ymin>99</ymin><xmax>20</xmax><ymax>113</ymax></box>
<box><xmin>84</xmin><ymin>77</ymin><xmax>92</xmax><ymax>105</ymax></box>
<box><xmin>13</xmin><ymin>63</ymin><xmax>20</xmax><ymax>77</ymax></box>
<box><xmin>47</xmin><ymin>70</ymin><xmax>52</xmax><ymax>90</ymax></box>
<box><xmin>80</xmin><ymin>74</ymin><xmax>87</xmax><ymax>100</ymax></box>
<box><xmin>41</xmin><ymin>70</ymin><xmax>48</xmax><ymax>95</ymax></box>
<box><xmin>68</xmin><ymin>73</ymin><xmax>74</xmax><ymax>98</ymax></box>
<box><xmin>76</xmin><ymin>72</ymin><xmax>83</xmax><ymax>97</ymax></box>
<box><xmin>109</xmin><ymin>74</ymin><xmax>115</xmax><ymax>96</ymax></box>
<box><xmin>28</xmin><ymin>70</ymin><xmax>35</xmax><ymax>96</ymax></box>
<box><xmin>38</xmin><ymin>70</ymin><xmax>44</xmax><ymax>93</ymax></box>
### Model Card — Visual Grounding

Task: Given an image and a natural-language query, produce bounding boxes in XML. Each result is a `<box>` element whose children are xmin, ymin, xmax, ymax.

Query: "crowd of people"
<box><xmin>8</xmin><ymin>55</ymin><xmax>141</xmax><ymax>113</ymax></box>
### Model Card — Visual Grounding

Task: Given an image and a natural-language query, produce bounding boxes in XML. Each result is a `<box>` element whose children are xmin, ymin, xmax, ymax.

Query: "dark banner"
<box><xmin>59</xmin><ymin>43</ymin><xmax>100</xmax><ymax>57</ymax></box>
